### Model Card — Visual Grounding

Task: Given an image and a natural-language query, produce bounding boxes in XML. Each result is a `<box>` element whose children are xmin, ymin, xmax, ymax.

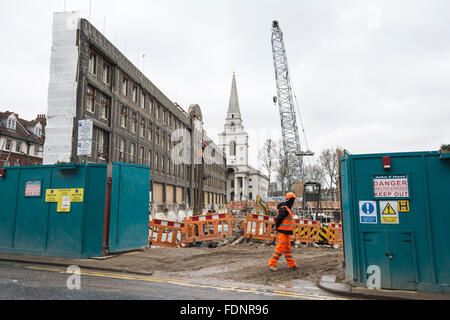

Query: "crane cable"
<box><xmin>290</xmin><ymin>73</ymin><xmax>314</xmax><ymax>169</ymax></box>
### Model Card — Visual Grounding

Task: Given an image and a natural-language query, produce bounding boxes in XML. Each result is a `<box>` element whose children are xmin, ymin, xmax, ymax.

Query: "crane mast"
<box><xmin>271</xmin><ymin>20</ymin><xmax>305</xmax><ymax>190</ymax></box>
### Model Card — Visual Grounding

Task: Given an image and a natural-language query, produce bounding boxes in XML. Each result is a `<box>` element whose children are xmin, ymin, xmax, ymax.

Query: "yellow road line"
<box><xmin>24</xmin><ymin>265</ymin><xmax>348</xmax><ymax>300</ymax></box>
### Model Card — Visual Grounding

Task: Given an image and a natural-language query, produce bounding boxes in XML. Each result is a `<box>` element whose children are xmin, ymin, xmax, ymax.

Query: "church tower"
<box><xmin>219</xmin><ymin>72</ymin><xmax>249</xmax><ymax>167</ymax></box>
<box><xmin>218</xmin><ymin>72</ymin><xmax>269</xmax><ymax>202</ymax></box>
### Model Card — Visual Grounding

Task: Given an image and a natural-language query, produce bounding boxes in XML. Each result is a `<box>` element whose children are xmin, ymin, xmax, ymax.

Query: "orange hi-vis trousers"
<box><xmin>268</xmin><ymin>233</ymin><xmax>297</xmax><ymax>268</ymax></box>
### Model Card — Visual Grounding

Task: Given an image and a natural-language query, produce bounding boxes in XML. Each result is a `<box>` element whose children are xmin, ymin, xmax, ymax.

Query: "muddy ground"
<box><xmin>114</xmin><ymin>242</ymin><xmax>345</xmax><ymax>287</ymax></box>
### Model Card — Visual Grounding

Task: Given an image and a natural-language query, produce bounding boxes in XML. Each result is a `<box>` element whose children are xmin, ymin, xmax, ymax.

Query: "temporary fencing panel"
<box><xmin>293</xmin><ymin>219</ymin><xmax>320</xmax><ymax>243</ymax></box>
<box><xmin>184</xmin><ymin>213</ymin><xmax>234</xmax><ymax>243</ymax></box>
<box><xmin>318</xmin><ymin>224</ymin><xmax>330</xmax><ymax>244</ymax></box>
<box><xmin>149</xmin><ymin>219</ymin><xmax>185</xmax><ymax>247</ymax></box>
<box><xmin>327</xmin><ymin>223</ymin><xmax>343</xmax><ymax>245</ymax></box>
<box><xmin>242</xmin><ymin>214</ymin><xmax>277</xmax><ymax>241</ymax></box>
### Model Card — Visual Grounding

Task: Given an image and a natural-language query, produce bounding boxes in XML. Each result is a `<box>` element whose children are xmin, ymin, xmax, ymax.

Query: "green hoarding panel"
<box><xmin>341</xmin><ymin>151</ymin><xmax>450</xmax><ymax>293</ymax></box>
<box><xmin>109</xmin><ymin>162</ymin><xmax>150</xmax><ymax>253</ymax></box>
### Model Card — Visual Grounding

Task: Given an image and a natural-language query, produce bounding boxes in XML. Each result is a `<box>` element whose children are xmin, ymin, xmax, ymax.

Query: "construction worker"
<box><xmin>268</xmin><ymin>192</ymin><xmax>299</xmax><ymax>271</ymax></box>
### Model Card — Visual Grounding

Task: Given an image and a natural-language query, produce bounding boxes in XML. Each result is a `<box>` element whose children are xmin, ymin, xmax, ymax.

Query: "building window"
<box><xmin>132</xmin><ymin>86</ymin><xmax>138</xmax><ymax>103</ymax></box>
<box><xmin>230</xmin><ymin>122</ymin><xmax>235</xmax><ymax>132</ymax></box>
<box><xmin>139</xmin><ymin>146</ymin><xmax>144</xmax><ymax>165</ymax></box>
<box><xmin>131</xmin><ymin>113</ymin><xmax>137</xmax><ymax>133</ymax></box>
<box><xmin>34</xmin><ymin>126</ymin><xmax>42</xmax><ymax>137</ymax></box>
<box><xmin>140</xmin><ymin>92</ymin><xmax>146</xmax><ymax>109</ymax></box>
<box><xmin>122</xmin><ymin>77</ymin><xmax>128</xmax><ymax>96</ymax></box>
<box><xmin>89</xmin><ymin>52</ymin><xmax>97</xmax><ymax>75</ymax></box>
<box><xmin>102</xmin><ymin>62</ymin><xmax>111</xmax><ymax>85</ymax></box>
<box><xmin>140</xmin><ymin>120</ymin><xmax>145</xmax><ymax>139</ymax></box>
<box><xmin>7</xmin><ymin>116</ymin><xmax>16</xmax><ymax>130</ymax></box>
<box><xmin>16</xmin><ymin>142</ymin><xmax>21</xmax><ymax>153</ymax></box>
<box><xmin>156</xmin><ymin>128</ymin><xmax>160</xmax><ymax>146</ymax></box>
<box><xmin>129</xmin><ymin>143</ymin><xmax>135</xmax><ymax>163</ymax></box>
<box><xmin>119</xmin><ymin>138</ymin><xmax>125</xmax><ymax>160</ymax></box>
<box><xmin>148</xmin><ymin>123</ymin><xmax>152</xmax><ymax>141</ymax></box>
<box><xmin>158</xmin><ymin>105</ymin><xmax>162</xmax><ymax>120</ymax></box>
<box><xmin>155</xmin><ymin>153</ymin><xmax>159</xmax><ymax>171</ymax></box>
<box><xmin>100</xmin><ymin>94</ymin><xmax>110</xmax><ymax>120</ymax></box>
<box><xmin>34</xmin><ymin>145</ymin><xmax>39</xmax><ymax>156</ymax></box>
<box><xmin>97</xmin><ymin>129</ymin><xmax>108</xmax><ymax>156</ymax></box>
<box><xmin>120</xmin><ymin>107</ymin><xmax>128</xmax><ymax>128</ymax></box>
<box><xmin>86</xmin><ymin>86</ymin><xmax>95</xmax><ymax>113</ymax></box>
<box><xmin>5</xmin><ymin>139</ymin><xmax>12</xmax><ymax>151</ymax></box>
<box><xmin>230</xmin><ymin>141</ymin><xmax>236</xmax><ymax>156</ymax></box>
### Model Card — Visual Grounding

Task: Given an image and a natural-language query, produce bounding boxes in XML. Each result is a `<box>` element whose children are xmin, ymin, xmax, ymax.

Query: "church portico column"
<box><xmin>234</xmin><ymin>175</ymin><xmax>239</xmax><ymax>201</ymax></box>
<box><xmin>242</xmin><ymin>175</ymin><xmax>247</xmax><ymax>201</ymax></box>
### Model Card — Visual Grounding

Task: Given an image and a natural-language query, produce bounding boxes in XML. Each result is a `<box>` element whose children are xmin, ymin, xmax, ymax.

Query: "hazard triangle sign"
<box><xmin>380</xmin><ymin>201</ymin><xmax>399</xmax><ymax>224</ymax></box>
<box><xmin>382</xmin><ymin>203</ymin><xmax>396</xmax><ymax>215</ymax></box>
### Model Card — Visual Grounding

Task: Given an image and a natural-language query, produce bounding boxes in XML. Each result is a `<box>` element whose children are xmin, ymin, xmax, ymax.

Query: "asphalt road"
<box><xmin>0</xmin><ymin>261</ymin><xmax>347</xmax><ymax>301</ymax></box>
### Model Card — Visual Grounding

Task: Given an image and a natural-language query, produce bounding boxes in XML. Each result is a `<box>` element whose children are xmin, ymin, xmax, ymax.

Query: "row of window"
<box><xmin>1</xmin><ymin>138</ymin><xmax>41</xmax><ymax>156</ymax></box>
<box><xmin>86</xmin><ymin>85</ymin><xmax>177</xmax><ymax>153</ymax></box>
<box><xmin>115</xmin><ymin>136</ymin><xmax>188</xmax><ymax>179</ymax></box>
<box><xmin>89</xmin><ymin>48</ymin><xmax>185</xmax><ymax>132</ymax></box>
<box><xmin>86</xmin><ymin>86</ymin><xmax>110</xmax><ymax>120</ymax></box>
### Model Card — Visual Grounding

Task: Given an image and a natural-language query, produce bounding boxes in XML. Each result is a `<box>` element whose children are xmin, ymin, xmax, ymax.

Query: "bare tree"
<box><xmin>276</xmin><ymin>141</ymin><xmax>288</xmax><ymax>195</ymax></box>
<box><xmin>304</xmin><ymin>162</ymin><xmax>325</xmax><ymax>184</ymax></box>
<box><xmin>258</xmin><ymin>139</ymin><xmax>278</xmax><ymax>195</ymax></box>
<box><xmin>319</xmin><ymin>148</ymin><xmax>340</xmax><ymax>200</ymax></box>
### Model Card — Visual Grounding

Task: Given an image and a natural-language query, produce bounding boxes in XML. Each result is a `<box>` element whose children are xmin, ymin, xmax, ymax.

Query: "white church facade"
<box><xmin>218</xmin><ymin>73</ymin><xmax>269</xmax><ymax>201</ymax></box>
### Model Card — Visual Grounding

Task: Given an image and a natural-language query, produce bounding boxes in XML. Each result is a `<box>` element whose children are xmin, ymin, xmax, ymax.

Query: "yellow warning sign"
<box><xmin>45</xmin><ymin>188</ymin><xmax>84</xmax><ymax>212</ymax></box>
<box><xmin>70</xmin><ymin>189</ymin><xmax>84</xmax><ymax>202</ymax></box>
<box><xmin>45</xmin><ymin>189</ymin><xmax>58</xmax><ymax>202</ymax></box>
<box><xmin>382</xmin><ymin>203</ymin><xmax>396</xmax><ymax>215</ymax></box>
<box><xmin>398</xmin><ymin>200</ymin><xmax>410</xmax><ymax>212</ymax></box>
<box><xmin>380</xmin><ymin>201</ymin><xmax>399</xmax><ymax>224</ymax></box>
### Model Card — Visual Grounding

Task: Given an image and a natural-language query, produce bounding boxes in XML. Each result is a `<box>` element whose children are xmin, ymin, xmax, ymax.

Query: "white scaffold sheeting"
<box><xmin>43</xmin><ymin>11</ymin><xmax>80</xmax><ymax>165</ymax></box>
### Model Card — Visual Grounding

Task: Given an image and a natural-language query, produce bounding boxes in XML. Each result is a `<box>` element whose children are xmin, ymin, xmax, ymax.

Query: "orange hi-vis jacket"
<box><xmin>277</xmin><ymin>206</ymin><xmax>294</xmax><ymax>234</ymax></box>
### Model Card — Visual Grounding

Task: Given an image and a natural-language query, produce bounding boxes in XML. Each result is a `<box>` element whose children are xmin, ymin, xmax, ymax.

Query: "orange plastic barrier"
<box><xmin>148</xmin><ymin>219</ymin><xmax>186</xmax><ymax>247</ymax></box>
<box><xmin>327</xmin><ymin>223</ymin><xmax>343</xmax><ymax>245</ymax></box>
<box><xmin>293</xmin><ymin>219</ymin><xmax>320</xmax><ymax>243</ymax></box>
<box><xmin>242</xmin><ymin>214</ymin><xmax>277</xmax><ymax>241</ymax></box>
<box><xmin>184</xmin><ymin>213</ymin><xmax>234</xmax><ymax>243</ymax></box>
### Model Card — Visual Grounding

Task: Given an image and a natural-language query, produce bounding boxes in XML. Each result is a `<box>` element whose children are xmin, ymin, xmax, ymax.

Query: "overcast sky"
<box><xmin>0</xmin><ymin>0</ymin><xmax>449</xmax><ymax>170</ymax></box>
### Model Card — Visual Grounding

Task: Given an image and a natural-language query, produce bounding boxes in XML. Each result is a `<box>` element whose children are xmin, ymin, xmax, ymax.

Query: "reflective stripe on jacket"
<box><xmin>277</xmin><ymin>206</ymin><xmax>293</xmax><ymax>233</ymax></box>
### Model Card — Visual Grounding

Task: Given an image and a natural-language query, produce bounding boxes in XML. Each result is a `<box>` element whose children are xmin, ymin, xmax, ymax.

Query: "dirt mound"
<box><xmin>127</xmin><ymin>243</ymin><xmax>345</xmax><ymax>286</ymax></box>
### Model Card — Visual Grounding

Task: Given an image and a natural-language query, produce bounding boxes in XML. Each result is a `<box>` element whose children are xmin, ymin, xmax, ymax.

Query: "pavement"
<box><xmin>1</xmin><ymin>251</ymin><xmax>449</xmax><ymax>300</ymax></box>
<box><xmin>318</xmin><ymin>275</ymin><xmax>450</xmax><ymax>300</ymax></box>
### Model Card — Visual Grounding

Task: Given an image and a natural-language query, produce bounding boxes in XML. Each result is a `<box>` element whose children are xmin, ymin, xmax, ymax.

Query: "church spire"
<box><xmin>227</xmin><ymin>72</ymin><xmax>241</xmax><ymax>119</ymax></box>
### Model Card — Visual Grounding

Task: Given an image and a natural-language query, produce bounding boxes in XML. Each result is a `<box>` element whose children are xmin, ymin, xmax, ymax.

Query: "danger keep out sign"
<box><xmin>373</xmin><ymin>175</ymin><xmax>409</xmax><ymax>198</ymax></box>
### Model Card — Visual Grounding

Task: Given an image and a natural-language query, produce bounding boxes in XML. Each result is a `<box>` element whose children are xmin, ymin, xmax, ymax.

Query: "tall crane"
<box><xmin>271</xmin><ymin>20</ymin><xmax>313</xmax><ymax>191</ymax></box>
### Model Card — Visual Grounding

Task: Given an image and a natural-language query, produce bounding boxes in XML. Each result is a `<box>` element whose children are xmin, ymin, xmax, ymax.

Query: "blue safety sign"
<box><xmin>359</xmin><ymin>201</ymin><xmax>378</xmax><ymax>224</ymax></box>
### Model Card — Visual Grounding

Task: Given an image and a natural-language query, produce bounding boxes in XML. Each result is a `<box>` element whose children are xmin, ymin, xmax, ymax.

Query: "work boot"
<box><xmin>268</xmin><ymin>265</ymin><xmax>278</xmax><ymax>271</ymax></box>
<box><xmin>289</xmin><ymin>265</ymin><xmax>299</xmax><ymax>270</ymax></box>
